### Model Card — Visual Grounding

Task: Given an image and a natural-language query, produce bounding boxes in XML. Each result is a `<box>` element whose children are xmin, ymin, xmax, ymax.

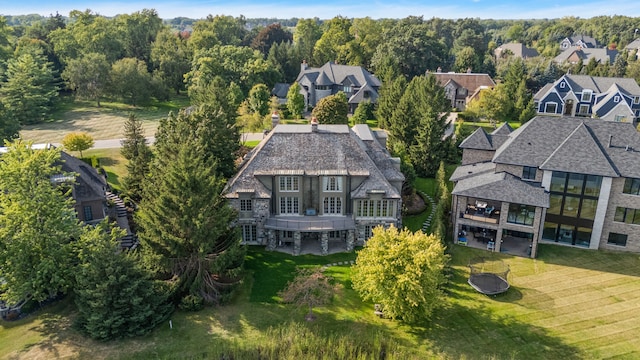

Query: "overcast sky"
<box><xmin>2</xmin><ymin>0</ymin><xmax>640</xmax><ymax>20</ymax></box>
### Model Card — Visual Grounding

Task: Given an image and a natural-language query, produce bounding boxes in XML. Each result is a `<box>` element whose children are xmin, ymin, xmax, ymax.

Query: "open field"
<box><xmin>2</xmin><ymin>245</ymin><xmax>639</xmax><ymax>359</ymax></box>
<box><xmin>19</xmin><ymin>96</ymin><xmax>190</xmax><ymax>144</ymax></box>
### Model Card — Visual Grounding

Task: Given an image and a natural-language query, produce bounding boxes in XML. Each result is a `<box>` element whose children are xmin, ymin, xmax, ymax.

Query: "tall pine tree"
<box><xmin>121</xmin><ymin>113</ymin><xmax>152</xmax><ymax>202</ymax></box>
<box><xmin>136</xmin><ymin>108</ymin><xmax>244</xmax><ymax>305</ymax></box>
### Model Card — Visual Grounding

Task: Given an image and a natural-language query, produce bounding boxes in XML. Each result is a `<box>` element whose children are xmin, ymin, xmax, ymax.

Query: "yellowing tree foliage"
<box><xmin>351</xmin><ymin>225</ymin><xmax>449</xmax><ymax>323</ymax></box>
<box><xmin>62</xmin><ymin>132</ymin><xmax>94</xmax><ymax>157</ymax></box>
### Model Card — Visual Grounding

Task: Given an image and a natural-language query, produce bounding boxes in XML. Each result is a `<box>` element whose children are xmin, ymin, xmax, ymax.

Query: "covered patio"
<box><xmin>264</xmin><ymin>216</ymin><xmax>356</xmax><ymax>255</ymax></box>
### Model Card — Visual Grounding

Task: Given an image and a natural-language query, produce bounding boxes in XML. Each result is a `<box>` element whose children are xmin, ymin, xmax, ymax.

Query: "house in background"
<box><xmin>271</xmin><ymin>83</ymin><xmax>290</xmax><ymax>105</ymax></box>
<box><xmin>295</xmin><ymin>61</ymin><xmax>381</xmax><ymax>113</ymax></box>
<box><xmin>533</xmin><ymin>74</ymin><xmax>640</xmax><ymax>123</ymax></box>
<box><xmin>553</xmin><ymin>46</ymin><xmax>618</xmax><ymax>65</ymax></box>
<box><xmin>430</xmin><ymin>70</ymin><xmax>496</xmax><ymax>111</ymax></box>
<box><xmin>225</xmin><ymin>122</ymin><xmax>404</xmax><ymax>255</ymax></box>
<box><xmin>494</xmin><ymin>43</ymin><xmax>539</xmax><ymax>59</ymax></box>
<box><xmin>624</xmin><ymin>38</ymin><xmax>640</xmax><ymax>60</ymax></box>
<box><xmin>451</xmin><ymin>116</ymin><xmax>640</xmax><ymax>258</ymax></box>
<box><xmin>560</xmin><ymin>35</ymin><xmax>599</xmax><ymax>50</ymax></box>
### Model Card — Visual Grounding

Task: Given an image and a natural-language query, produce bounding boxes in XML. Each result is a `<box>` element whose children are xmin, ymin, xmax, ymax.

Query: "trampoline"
<box><xmin>468</xmin><ymin>257</ymin><xmax>510</xmax><ymax>295</ymax></box>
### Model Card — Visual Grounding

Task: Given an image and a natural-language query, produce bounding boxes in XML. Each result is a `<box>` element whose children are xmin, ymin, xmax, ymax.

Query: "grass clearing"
<box><xmin>2</xmin><ymin>245</ymin><xmax>640</xmax><ymax>359</ymax></box>
<box><xmin>81</xmin><ymin>148</ymin><xmax>127</xmax><ymax>191</ymax></box>
<box><xmin>20</xmin><ymin>96</ymin><xmax>190</xmax><ymax>144</ymax></box>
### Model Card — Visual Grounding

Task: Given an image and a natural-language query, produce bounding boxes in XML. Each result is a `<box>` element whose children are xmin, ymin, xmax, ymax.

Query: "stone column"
<box><xmin>321</xmin><ymin>232</ymin><xmax>329</xmax><ymax>255</ymax></box>
<box><xmin>346</xmin><ymin>229</ymin><xmax>355</xmax><ymax>251</ymax></box>
<box><xmin>266</xmin><ymin>229</ymin><xmax>276</xmax><ymax>251</ymax></box>
<box><xmin>293</xmin><ymin>231</ymin><xmax>301</xmax><ymax>256</ymax></box>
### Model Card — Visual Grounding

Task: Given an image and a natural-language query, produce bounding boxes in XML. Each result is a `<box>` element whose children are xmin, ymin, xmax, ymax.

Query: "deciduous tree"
<box><xmin>286</xmin><ymin>82</ymin><xmax>305</xmax><ymax>119</ymax></box>
<box><xmin>62</xmin><ymin>53</ymin><xmax>110</xmax><ymax>106</ymax></box>
<box><xmin>151</xmin><ymin>28</ymin><xmax>191</xmax><ymax>94</ymax></box>
<box><xmin>311</xmin><ymin>92</ymin><xmax>349</xmax><ymax>124</ymax></box>
<box><xmin>248</xmin><ymin>83</ymin><xmax>271</xmax><ymax>116</ymax></box>
<box><xmin>351</xmin><ymin>225</ymin><xmax>448</xmax><ymax>323</ymax></box>
<box><xmin>62</xmin><ymin>132</ymin><xmax>94</xmax><ymax>157</ymax></box>
<box><xmin>0</xmin><ymin>140</ymin><xmax>83</xmax><ymax>303</ymax></box>
<box><xmin>109</xmin><ymin>57</ymin><xmax>154</xmax><ymax>106</ymax></box>
<box><xmin>251</xmin><ymin>23</ymin><xmax>293</xmax><ymax>57</ymax></box>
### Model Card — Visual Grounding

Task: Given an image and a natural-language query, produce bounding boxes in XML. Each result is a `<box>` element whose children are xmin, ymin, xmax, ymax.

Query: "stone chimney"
<box><xmin>467</xmin><ymin>67</ymin><xmax>472</xmax><ymax>73</ymax></box>
<box><xmin>311</xmin><ymin>117</ymin><xmax>318</xmax><ymax>132</ymax></box>
<box><xmin>301</xmin><ymin>59</ymin><xmax>308</xmax><ymax>72</ymax></box>
<box><xmin>436</xmin><ymin>67</ymin><xmax>442</xmax><ymax>73</ymax></box>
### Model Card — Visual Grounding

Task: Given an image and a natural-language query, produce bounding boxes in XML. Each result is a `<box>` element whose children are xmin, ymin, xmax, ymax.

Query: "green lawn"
<box><xmin>20</xmin><ymin>95</ymin><xmax>190</xmax><ymax>143</ymax></box>
<box><xmin>3</xmin><ymin>245</ymin><xmax>640</xmax><ymax>359</ymax></box>
<box><xmin>81</xmin><ymin>148</ymin><xmax>127</xmax><ymax>191</ymax></box>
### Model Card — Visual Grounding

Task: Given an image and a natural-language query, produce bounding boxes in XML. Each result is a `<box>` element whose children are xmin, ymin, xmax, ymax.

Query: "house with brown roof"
<box><xmin>225</xmin><ymin>123</ymin><xmax>404</xmax><ymax>255</ymax></box>
<box><xmin>295</xmin><ymin>61</ymin><xmax>381</xmax><ymax>113</ymax></box>
<box><xmin>430</xmin><ymin>71</ymin><xmax>496</xmax><ymax>111</ymax></box>
<box><xmin>451</xmin><ymin>116</ymin><xmax>640</xmax><ymax>258</ymax></box>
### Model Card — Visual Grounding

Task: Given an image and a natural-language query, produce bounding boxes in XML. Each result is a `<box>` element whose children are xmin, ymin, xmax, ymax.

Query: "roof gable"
<box><xmin>431</xmin><ymin>73</ymin><xmax>495</xmax><ymax>93</ymax></box>
<box><xmin>452</xmin><ymin>172</ymin><xmax>549</xmax><ymax>208</ymax></box>
<box><xmin>459</xmin><ymin>127</ymin><xmax>492</xmax><ymax>150</ymax></box>
<box><xmin>539</xmin><ymin>123</ymin><xmax>618</xmax><ymax>177</ymax></box>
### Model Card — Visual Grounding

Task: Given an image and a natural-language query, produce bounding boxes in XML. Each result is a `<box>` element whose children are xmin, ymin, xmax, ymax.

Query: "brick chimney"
<box><xmin>311</xmin><ymin>117</ymin><xmax>318</xmax><ymax>132</ymax></box>
<box><xmin>301</xmin><ymin>59</ymin><xmax>308</xmax><ymax>72</ymax></box>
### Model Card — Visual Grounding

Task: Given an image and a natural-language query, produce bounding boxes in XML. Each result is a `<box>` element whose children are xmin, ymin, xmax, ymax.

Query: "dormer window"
<box><xmin>633</xmin><ymin>96</ymin><xmax>640</xmax><ymax>104</ymax></box>
<box><xmin>559</xmin><ymin>82</ymin><xmax>566</xmax><ymax>89</ymax></box>
<box><xmin>614</xmin><ymin>95</ymin><xmax>620</xmax><ymax>103</ymax></box>
<box><xmin>581</xmin><ymin>90</ymin><xmax>593</xmax><ymax>102</ymax></box>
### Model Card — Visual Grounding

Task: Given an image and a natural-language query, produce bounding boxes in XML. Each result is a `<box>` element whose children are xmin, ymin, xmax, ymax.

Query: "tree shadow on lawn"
<box><xmin>536</xmin><ymin>244</ymin><xmax>640</xmax><ymax>277</ymax></box>
<box><xmin>412</xmin><ymin>299</ymin><xmax>584</xmax><ymax>360</ymax></box>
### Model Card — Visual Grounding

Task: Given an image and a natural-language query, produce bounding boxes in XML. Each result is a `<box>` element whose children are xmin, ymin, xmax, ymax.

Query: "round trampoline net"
<box><xmin>468</xmin><ymin>257</ymin><xmax>510</xmax><ymax>295</ymax></box>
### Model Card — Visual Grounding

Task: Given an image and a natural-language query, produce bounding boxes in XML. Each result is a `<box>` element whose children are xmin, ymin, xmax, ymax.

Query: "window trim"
<box><xmin>522</xmin><ymin>166</ymin><xmax>537</xmax><ymax>181</ymax></box>
<box><xmin>323</xmin><ymin>196</ymin><xmax>343</xmax><ymax>215</ymax></box>
<box><xmin>581</xmin><ymin>90</ymin><xmax>593</xmax><ymax>102</ymax></box>
<box><xmin>240</xmin><ymin>199</ymin><xmax>252</xmax><ymax>212</ymax></box>
<box><xmin>545</xmin><ymin>102</ymin><xmax>558</xmax><ymax>114</ymax></box>
<box><xmin>279</xmin><ymin>196</ymin><xmax>300</xmax><ymax>215</ymax></box>
<box><xmin>578</xmin><ymin>104</ymin><xmax>590</xmax><ymax>115</ymax></box>
<box><xmin>279</xmin><ymin>176</ymin><xmax>299</xmax><ymax>192</ymax></box>
<box><xmin>83</xmin><ymin>205</ymin><xmax>93</xmax><ymax>221</ymax></box>
<box><xmin>614</xmin><ymin>95</ymin><xmax>621</xmax><ymax>103</ymax></box>
<box><xmin>633</xmin><ymin>96</ymin><xmax>640</xmax><ymax>104</ymax></box>
<box><xmin>559</xmin><ymin>81</ymin><xmax>566</xmax><ymax>89</ymax></box>
<box><xmin>607</xmin><ymin>232</ymin><xmax>628</xmax><ymax>247</ymax></box>
<box><xmin>322</xmin><ymin>176</ymin><xmax>342</xmax><ymax>192</ymax></box>
<box><xmin>242</xmin><ymin>224</ymin><xmax>257</xmax><ymax>242</ymax></box>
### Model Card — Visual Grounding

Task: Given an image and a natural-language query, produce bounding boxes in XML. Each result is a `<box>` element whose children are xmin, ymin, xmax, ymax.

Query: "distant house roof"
<box><xmin>553</xmin><ymin>46</ymin><xmax>617</xmax><ymax>64</ymax></box>
<box><xmin>459</xmin><ymin>123</ymin><xmax>513</xmax><ymax>151</ymax></box>
<box><xmin>272</xmin><ymin>83</ymin><xmax>290</xmax><ymax>98</ymax></box>
<box><xmin>296</xmin><ymin>61</ymin><xmax>381</xmax><ymax>89</ymax></box>
<box><xmin>624</xmin><ymin>38</ymin><xmax>640</xmax><ymax>51</ymax></box>
<box><xmin>491</xmin><ymin>116</ymin><xmax>640</xmax><ymax>178</ymax></box>
<box><xmin>562</xmin><ymin>35</ymin><xmax>599</xmax><ymax>48</ymax></box>
<box><xmin>495</xmin><ymin>43</ymin><xmax>539</xmax><ymax>58</ymax></box>
<box><xmin>533</xmin><ymin>74</ymin><xmax>640</xmax><ymax>101</ymax></box>
<box><xmin>430</xmin><ymin>72</ymin><xmax>496</xmax><ymax>94</ymax></box>
<box><xmin>225</xmin><ymin>124</ymin><xmax>403</xmax><ymax>200</ymax></box>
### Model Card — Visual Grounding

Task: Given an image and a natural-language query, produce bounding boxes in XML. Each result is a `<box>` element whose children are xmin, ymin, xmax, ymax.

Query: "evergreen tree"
<box><xmin>0</xmin><ymin>140</ymin><xmax>82</xmax><ymax>302</ymax></box>
<box><xmin>611</xmin><ymin>54</ymin><xmax>627</xmax><ymax>77</ymax></box>
<box><xmin>0</xmin><ymin>52</ymin><xmax>59</xmax><ymax>125</ymax></box>
<box><xmin>0</xmin><ymin>102</ymin><xmax>20</xmax><ymax>142</ymax></box>
<box><xmin>351</xmin><ymin>100</ymin><xmax>374</xmax><ymax>124</ymax></box>
<box><xmin>375</xmin><ymin>76</ymin><xmax>406</xmax><ymax>129</ymax></box>
<box><xmin>136</xmin><ymin>121</ymin><xmax>245</xmax><ymax>305</ymax></box>
<box><xmin>74</xmin><ymin>222</ymin><xmax>172</xmax><ymax>340</ymax></box>
<box><xmin>121</xmin><ymin>114</ymin><xmax>152</xmax><ymax>202</ymax></box>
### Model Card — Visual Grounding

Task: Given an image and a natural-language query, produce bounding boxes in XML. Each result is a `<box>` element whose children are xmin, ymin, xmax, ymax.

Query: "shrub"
<box><xmin>179</xmin><ymin>294</ymin><xmax>204</xmax><ymax>311</ymax></box>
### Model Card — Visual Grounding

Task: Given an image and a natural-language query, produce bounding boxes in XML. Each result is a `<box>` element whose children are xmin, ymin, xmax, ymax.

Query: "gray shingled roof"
<box><xmin>349</xmin><ymin>83</ymin><xmax>379</xmax><ymax>104</ymax></box>
<box><xmin>492</xmin><ymin>116</ymin><xmax>640</xmax><ymax>178</ymax></box>
<box><xmin>272</xmin><ymin>83</ymin><xmax>290</xmax><ymax>98</ymax></box>
<box><xmin>459</xmin><ymin>127</ymin><xmax>492</xmax><ymax>150</ymax></box>
<box><xmin>554</xmin><ymin>47</ymin><xmax>617</xmax><ymax>65</ymax></box>
<box><xmin>625</xmin><ymin>38</ymin><xmax>640</xmax><ymax>50</ymax></box>
<box><xmin>533</xmin><ymin>83</ymin><xmax>554</xmax><ymax>101</ymax></box>
<box><xmin>60</xmin><ymin>151</ymin><xmax>108</xmax><ymax>202</ymax></box>
<box><xmin>225</xmin><ymin>124</ymin><xmax>402</xmax><ymax>200</ymax></box>
<box><xmin>565</xmin><ymin>74</ymin><xmax>640</xmax><ymax>94</ymax></box>
<box><xmin>491</xmin><ymin>122</ymin><xmax>514</xmax><ymax>136</ymax></box>
<box><xmin>495</xmin><ymin>43</ymin><xmax>539</xmax><ymax>58</ymax></box>
<box><xmin>296</xmin><ymin>62</ymin><xmax>381</xmax><ymax>88</ymax></box>
<box><xmin>449</xmin><ymin>162</ymin><xmax>496</xmax><ymax>182</ymax></box>
<box><xmin>539</xmin><ymin>123</ymin><xmax>618</xmax><ymax>177</ymax></box>
<box><xmin>452</xmin><ymin>171</ymin><xmax>549</xmax><ymax>208</ymax></box>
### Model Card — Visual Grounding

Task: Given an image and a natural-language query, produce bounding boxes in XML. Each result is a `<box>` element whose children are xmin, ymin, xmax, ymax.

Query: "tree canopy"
<box><xmin>351</xmin><ymin>226</ymin><xmax>449</xmax><ymax>323</ymax></box>
<box><xmin>311</xmin><ymin>92</ymin><xmax>349</xmax><ymax>124</ymax></box>
<box><xmin>62</xmin><ymin>132</ymin><xmax>94</xmax><ymax>157</ymax></box>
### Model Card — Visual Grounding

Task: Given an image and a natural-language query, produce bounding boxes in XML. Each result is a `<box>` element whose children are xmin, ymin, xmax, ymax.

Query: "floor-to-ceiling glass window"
<box><xmin>542</xmin><ymin>171</ymin><xmax>602</xmax><ymax>247</ymax></box>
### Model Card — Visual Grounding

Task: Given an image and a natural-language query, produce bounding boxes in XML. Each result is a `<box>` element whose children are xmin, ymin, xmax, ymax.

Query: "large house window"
<box><xmin>522</xmin><ymin>166</ymin><xmax>537</xmax><ymax>180</ymax></box>
<box><xmin>323</xmin><ymin>197</ymin><xmax>343</xmax><ymax>215</ymax></box>
<box><xmin>279</xmin><ymin>176</ymin><xmax>299</xmax><ymax>192</ymax></box>
<box><xmin>279</xmin><ymin>197</ymin><xmax>299</xmax><ymax>214</ymax></box>
<box><xmin>323</xmin><ymin>176</ymin><xmax>342</xmax><ymax>192</ymax></box>
<box><xmin>614</xmin><ymin>115</ymin><xmax>626</xmax><ymax>122</ymax></box>
<box><xmin>545</xmin><ymin>102</ymin><xmax>558</xmax><ymax>113</ymax></box>
<box><xmin>240</xmin><ymin>199</ymin><xmax>252</xmax><ymax>212</ymax></box>
<box><xmin>507</xmin><ymin>203</ymin><xmax>536</xmax><ymax>226</ymax></box>
<box><xmin>614</xmin><ymin>207</ymin><xmax>640</xmax><ymax>225</ymax></box>
<box><xmin>623</xmin><ymin>178</ymin><xmax>640</xmax><ymax>195</ymax></box>
<box><xmin>581</xmin><ymin>90</ymin><xmax>593</xmax><ymax>102</ymax></box>
<box><xmin>83</xmin><ymin>206</ymin><xmax>93</xmax><ymax>221</ymax></box>
<box><xmin>607</xmin><ymin>232</ymin><xmax>628</xmax><ymax>246</ymax></box>
<box><xmin>242</xmin><ymin>225</ymin><xmax>257</xmax><ymax>242</ymax></box>
<box><xmin>543</xmin><ymin>172</ymin><xmax>602</xmax><ymax>247</ymax></box>
<box><xmin>357</xmin><ymin>200</ymin><xmax>395</xmax><ymax>218</ymax></box>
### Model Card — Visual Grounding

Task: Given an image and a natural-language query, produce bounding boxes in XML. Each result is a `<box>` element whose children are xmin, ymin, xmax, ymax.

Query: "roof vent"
<box><xmin>626</xmin><ymin>145</ymin><xmax>631</xmax><ymax>151</ymax></box>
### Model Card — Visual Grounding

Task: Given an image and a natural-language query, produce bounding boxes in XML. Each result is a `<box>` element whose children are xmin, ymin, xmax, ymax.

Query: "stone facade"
<box><xmin>461</xmin><ymin>149</ymin><xmax>495</xmax><ymax>165</ymax></box>
<box><xmin>599</xmin><ymin>178</ymin><xmax>640</xmax><ymax>252</ymax></box>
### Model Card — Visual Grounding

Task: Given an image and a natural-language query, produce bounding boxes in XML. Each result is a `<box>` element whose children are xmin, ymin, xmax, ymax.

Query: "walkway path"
<box><xmin>419</xmin><ymin>191</ymin><xmax>437</xmax><ymax>233</ymax></box>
